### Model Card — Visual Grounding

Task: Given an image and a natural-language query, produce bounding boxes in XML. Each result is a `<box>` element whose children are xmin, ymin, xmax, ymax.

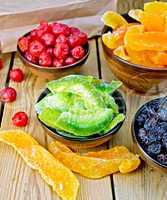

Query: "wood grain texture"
<box><xmin>0</xmin><ymin>39</ymin><xmax>113</xmax><ymax>200</ymax></box>
<box><xmin>98</xmin><ymin>37</ymin><xmax>167</xmax><ymax>200</ymax></box>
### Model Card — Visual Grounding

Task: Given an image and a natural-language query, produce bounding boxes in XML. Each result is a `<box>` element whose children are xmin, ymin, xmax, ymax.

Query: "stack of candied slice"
<box><xmin>35</xmin><ymin>75</ymin><xmax>125</xmax><ymax>137</ymax></box>
<box><xmin>102</xmin><ymin>1</ymin><xmax>167</xmax><ymax>68</ymax></box>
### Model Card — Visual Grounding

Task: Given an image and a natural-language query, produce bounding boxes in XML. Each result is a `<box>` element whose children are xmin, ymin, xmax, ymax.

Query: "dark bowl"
<box><xmin>132</xmin><ymin>98</ymin><xmax>167</xmax><ymax>172</ymax></box>
<box><xmin>17</xmin><ymin>32</ymin><xmax>89</xmax><ymax>80</ymax></box>
<box><xmin>36</xmin><ymin>88</ymin><xmax>126</xmax><ymax>149</ymax></box>
<box><xmin>102</xmin><ymin>13</ymin><xmax>167</xmax><ymax>95</ymax></box>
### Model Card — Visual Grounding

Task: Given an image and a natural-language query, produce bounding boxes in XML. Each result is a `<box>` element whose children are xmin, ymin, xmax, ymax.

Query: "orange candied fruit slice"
<box><xmin>101</xmin><ymin>11</ymin><xmax>128</xmax><ymax>29</ymax></box>
<box><xmin>49</xmin><ymin>141</ymin><xmax>141</xmax><ymax>178</ymax></box>
<box><xmin>150</xmin><ymin>52</ymin><xmax>167</xmax><ymax>66</ymax></box>
<box><xmin>0</xmin><ymin>130</ymin><xmax>79</xmax><ymax>200</ymax></box>
<box><xmin>113</xmin><ymin>45</ymin><xmax>130</xmax><ymax>61</ymax></box>
<box><xmin>144</xmin><ymin>1</ymin><xmax>167</xmax><ymax>15</ymax></box>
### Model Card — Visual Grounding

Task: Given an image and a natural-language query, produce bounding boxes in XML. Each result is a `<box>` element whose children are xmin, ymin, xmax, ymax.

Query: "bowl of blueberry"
<box><xmin>132</xmin><ymin>97</ymin><xmax>167</xmax><ymax>172</ymax></box>
<box><xmin>17</xmin><ymin>21</ymin><xmax>89</xmax><ymax>80</ymax></box>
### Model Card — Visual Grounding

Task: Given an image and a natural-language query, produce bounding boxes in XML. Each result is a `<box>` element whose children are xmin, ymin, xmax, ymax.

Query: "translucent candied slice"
<box><xmin>144</xmin><ymin>1</ymin><xmax>167</xmax><ymax>14</ymax></box>
<box><xmin>150</xmin><ymin>52</ymin><xmax>167</xmax><ymax>66</ymax></box>
<box><xmin>49</xmin><ymin>141</ymin><xmax>141</xmax><ymax>178</ymax></box>
<box><xmin>101</xmin><ymin>11</ymin><xmax>128</xmax><ymax>29</ymax></box>
<box><xmin>125</xmin><ymin>26</ymin><xmax>167</xmax><ymax>51</ymax></box>
<box><xmin>113</xmin><ymin>45</ymin><xmax>130</xmax><ymax>61</ymax></box>
<box><xmin>128</xmin><ymin>9</ymin><xmax>143</xmax><ymax>21</ymax></box>
<box><xmin>0</xmin><ymin>130</ymin><xmax>79</xmax><ymax>200</ymax></box>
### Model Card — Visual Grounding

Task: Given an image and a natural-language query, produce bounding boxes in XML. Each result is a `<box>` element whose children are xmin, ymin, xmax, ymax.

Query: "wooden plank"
<box><xmin>0</xmin><ymin>39</ymin><xmax>113</xmax><ymax>200</ymax></box>
<box><xmin>0</xmin><ymin>53</ymin><xmax>12</xmax><ymax>114</ymax></box>
<box><xmin>98</xmin><ymin>37</ymin><xmax>167</xmax><ymax>200</ymax></box>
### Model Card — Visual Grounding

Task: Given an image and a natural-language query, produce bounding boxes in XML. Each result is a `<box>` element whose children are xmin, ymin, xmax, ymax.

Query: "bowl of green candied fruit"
<box><xmin>35</xmin><ymin>75</ymin><xmax>126</xmax><ymax>149</ymax></box>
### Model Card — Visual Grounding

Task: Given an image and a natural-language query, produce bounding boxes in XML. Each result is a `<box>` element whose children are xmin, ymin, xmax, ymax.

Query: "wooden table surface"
<box><xmin>0</xmin><ymin>37</ymin><xmax>166</xmax><ymax>200</ymax></box>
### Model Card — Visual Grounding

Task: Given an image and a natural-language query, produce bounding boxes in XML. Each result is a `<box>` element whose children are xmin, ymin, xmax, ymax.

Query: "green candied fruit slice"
<box><xmin>39</xmin><ymin>108</ymin><xmax>114</xmax><ymax>136</ymax></box>
<box><xmin>102</xmin><ymin>93</ymin><xmax>119</xmax><ymax>113</ymax></box>
<box><xmin>35</xmin><ymin>92</ymin><xmax>85</xmax><ymax>114</ymax></box>
<box><xmin>47</xmin><ymin>75</ymin><xmax>105</xmax><ymax>109</ymax></box>
<box><xmin>95</xmin><ymin>80</ymin><xmax>122</xmax><ymax>94</ymax></box>
<box><xmin>102</xmin><ymin>113</ymin><xmax>125</xmax><ymax>134</ymax></box>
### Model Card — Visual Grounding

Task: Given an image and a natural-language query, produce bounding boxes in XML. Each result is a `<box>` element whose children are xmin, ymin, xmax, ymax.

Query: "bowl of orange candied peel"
<box><xmin>101</xmin><ymin>1</ymin><xmax>167</xmax><ymax>94</ymax></box>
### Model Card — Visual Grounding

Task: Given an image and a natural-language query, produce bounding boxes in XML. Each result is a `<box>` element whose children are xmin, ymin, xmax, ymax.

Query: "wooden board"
<box><xmin>0</xmin><ymin>39</ymin><xmax>113</xmax><ymax>200</ymax></box>
<box><xmin>98</xmin><ymin>37</ymin><xmax>167</xmax><ymax>200</ymax></box>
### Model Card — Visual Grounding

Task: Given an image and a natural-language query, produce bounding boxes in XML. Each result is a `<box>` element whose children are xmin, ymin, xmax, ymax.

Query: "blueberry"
<box><xmin>159</xmin><ymin>122</ymin><xmax>167</xmax><ymax>131</ymax></box>
<box><xmin>158</xmin><ymin>108</ymin><xmax>167</xmax><ymax>121</ymax></box>
<box><xmin>157</xmin><ymin>154</ymin><xmax>167</xmax><ymax>165</ymax></box>
<box><xmin>137</xmin><ymin>114</ymin><xmax>147</xmax><ymax>126</ymax></box>
<box><xmin>147</xmin><ymin>143</ymin><xmax>161</xmax><ymax>156</ymax></box>
<box><xmin>138</xmin><ymin>128</ymin><xmax>149</xmax><ymax>144</ymax></box>
<box><xmin>144</xmin><ymin>117</ymin><xmax>158</xmax><ymax>131</ymax></box>
<box><xmin>162</xmin><ymin>133</ymin><xmax>167</xmax><ymax>149</ymax></box>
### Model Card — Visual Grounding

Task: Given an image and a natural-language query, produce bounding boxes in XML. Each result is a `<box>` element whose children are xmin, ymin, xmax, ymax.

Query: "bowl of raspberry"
<box><xmin>17</xmin><ymin>21</ymin><xmax>89</xmax><ymax>80</ymax></box>
<box><xmin>132</xmin><ymin>97</ymin><xmax>167</xmax><ymax>172</ymax></box>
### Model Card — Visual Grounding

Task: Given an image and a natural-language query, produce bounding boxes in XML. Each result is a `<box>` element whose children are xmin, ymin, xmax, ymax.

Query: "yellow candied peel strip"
<box><xmin>48</xmin><ymin>141</ymin><xmax>141</xmax><ymax>178</ymax></box>
<box><xmin>0</xmin><ymin>130</ymin><xmax>79</xmax><ymax>200</ymax></box>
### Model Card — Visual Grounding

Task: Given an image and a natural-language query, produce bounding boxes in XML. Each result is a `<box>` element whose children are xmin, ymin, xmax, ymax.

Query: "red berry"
<box><xmin>52</xmin><ymin>23</ymin><xmax>70</xmax><ymax>36</ymax></box>
<box><xmin>78</xmin><ymin>32</ymin><xmax>88</xmax><ymax>46</ymax></box>
<box><xmin>56</xmin><ymin>34</ymin><xmax>67</xmax><ymax>44</ymax></box>
<box><xmin>53</xmin><ymin>43</ymin><xmax>69</xmax><ymax>59</ymax></box>
<box><xmin>70</xmin><ymin>27</ymin><xmax>80</xmax><ymax>35</ymax></box>
<box><xmin>29</xmin><ymin>40</ymin><xmax>44</xmax><ymax>57</ymax></box>
<box><xmin>10</xmin><ymin>69</ymin><xmax>24</xmax><ymax>82</ymax></box>
<box><xmin>64</xmin><ymin>57</ymin><xmax>76</xmax><ymax>65</ymax></box>
<box><xmin>30</xmin><ymin>29</ymin><xmax>38</xmax><ymax>39</ymax></box>
<box><xmin>0</xmin><ymin>59</ymin><xmax>3</xmax><ymax>70</ymax></box>
<box><xmin>68</xmin><ymin>34</ymin><xmax>80</xmax><ymax>48</ymax></box>
<box><xmin>0</xmin><ymin>87</ymin><xmax>17</xmax><ymax>102</ymax></box>
<box><xmin>41</xmin><ymin>33</ymin><xmax>55</xmax><ymax>46</ymax></box>
<box><xmin>46</xmin><ymin>48</ymin><xmax>53</xmax><ymax>56</ymax></box>
<box><xmin>12</xmin><ymin>112</ymin><xmax>28</xmax><ymax>127</ymax></box>
<box><xmin>71</xmin><ymin>46</ymin><xmax>85</xmax><ymax>59</ymax></box>
<box><xmin>18</xmin><ymin>37</ymin><xmax>29</xmax><ymax>52</ymax></box>
<box><xmin>39</xmin><ymin>51</ymin><xmax>52</xmax><ymax>66</ymax></box>
<box><xmin>53</xmin><ymin>58</ymin><xmax>64</xmax><ymax>68</ymax></box>
<box><xmin>25</xmin><ymin>51</ymin><xmax>38</xmax><ymax>64</ymax></box>
<box><xmin>36</xmin><ymin>21</ymin><xmax>50</xmax><ymax>37</ymax></box>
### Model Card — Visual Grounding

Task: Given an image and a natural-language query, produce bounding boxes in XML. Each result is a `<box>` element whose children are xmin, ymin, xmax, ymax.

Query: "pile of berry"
<box><xmin>18</xmin><ymin>21</ymin><xmax>88</xmax><ymax>67</ymax></box>
<box><xmin>136</xmin><ymin>98</ymin><xmax>167</xmax><ymax>166</ymax></box>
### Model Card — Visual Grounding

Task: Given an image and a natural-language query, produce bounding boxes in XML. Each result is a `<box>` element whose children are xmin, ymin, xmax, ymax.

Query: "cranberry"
<box><xmin>9</xmin><ymin>69</ymin><xmax>24</xmax><ymax>82</ymax></box>
<box><xmin>0</xmin><ymin>59</ymin><xmax>3</xmax><ymax>70</ymax></box>
<box><xmin>25</xmin><ymin>51</ymin><xmax>38</xmax><ymax>64</ymax></box>
<box><xmin>30</xmin><ymin>29</ymin><xmax>38</xmax><ymax>39</ymax></box>
<box><xmin>56</xmin><ymin>34</ymin><xmax>67</xmax><ymax>44</ymax></box>
<box><xmin>36</xmin><ymin>21</ymin><xmax>50</xmax><ymax>37</ymax></box>
<box><xmin>53</xmin><ymin>58</ymin><xmax>64</xmax><ymax>68</ymax></box>
<box><xmin>65</xmin><ymin>57</ymin><xmax>76</xmax><ymax>65</ymax></box>
<box><xmin>78</xmin><ymin>32</ymin><xmax>88</xmax><ymax>46</ymax></box>
<box><xmin>52</xmin><ymin>23</ymin><xmax>70</xmax><ymax>36</ymax></box>
<box><xmin>46</xmin><ymin>48</ymin><xmax>53</xmax><ymax>56</ymax></box>
<box><xmin>18</xmin><ymin>37</ymin><xmax>29</xmax><ymax>52</ymax></box>
<box><xmin>29</xmin><ymin>40</ymin><xmax>44</xmax><ymax>57</ymax></box>
<box><xmin>0</xmin><ymin>87</ymin><xmax>17</xmax><ymax>102</ymax></box>
<box><xmin>71</xmin><ymin>46</ymin><xmax>85</xmax><ymax>59</ymax></box>
<box><xmin>53</xmin><ymin>43</ymin><xmax>69</xmax><ymax>59</ymax></box>
<box><xmin>41</xmin><ymin>33</ymin><xmax>55</xmax><ymax>46</ymax></box>
<box><xmin>68</xmin><ymin>34</ymin><xmax>80</xmax><ymax>48</ymax></box>
<box><xmin>39</xmin><ymin>51</ymin><xmax>52</xmax><ymax>66</ymax></box>
<box><xmin>70</xmin><ymin>27</ymin><xmax>80</xmax><ymax>35</ymax></box>
<box><xmin>12</xmin><ymin>112</ymin><xmax>28</xmax><ymax>127</ymax></box>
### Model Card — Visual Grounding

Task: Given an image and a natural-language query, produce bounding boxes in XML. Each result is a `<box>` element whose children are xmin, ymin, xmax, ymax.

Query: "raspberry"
<box><xmin>36</xmin><ymin>21</ymin><xmax>50</xmax><ymax>37</ymax></box>
<box><xmin>29</xmin><ymin>40</ymin><xmax>44</xmax><ymax>57</ymax></box>
<box><xmin>0</xmin><ymin>87</ymin><xmax>17</xmax><ymax>102</ymax></box>
<box><xmin>0</xmin><ymin>59</ymin><xmax>3</xmax><ymax>70</ymax></box>
<box><xmin>70</xmin><ymin>27</ymin><xmax>80</xmax><ymax>35</ymax></box>
<box><xmin>12</xmin><ymin>112</ymin><xmax>28</xmax><ymax>127</ymax></box>
<box><xmin>65</xmin><ymin>57</ymin><xmax>76</xmax><ymax>65</ymax></box>
<box><xmin>78</xmin><ymin>32</ymin><xmax>88</xmax><ymax>46</ymax></box>
<box><xmin>53</xmin><ymin>43</ymin><xmax>69</xmax><ymax>59</ymax></box>
<box><xmin>25</xmin><ymin>51</ymin><xmax>38</xmax><ymax>64</ymax></box>
<box><xmin>56</xmin><ymin>34</ymin><xmax>67</xmax><ymax>44</ymax></box>
<box><xmin>68</xmin><ymin>34</ymin><xmax>80</xmax><ymax>48</ymax></box>
<box><xmin>71</xmin><ymin>46</ymin><xmax>85</xmax><ymax>59</ymax></box>
<box><xmin>9</xmin><ymin>69</ymin><xmax>24</xmax><ymax>82</ymax></box>
<box><xmin>46</xmin><ymin>48</ymin><xmax>53</xmax><ymax>56</ymax></box>
<box><xmin>53</xmin><ymin>58</ymin><xmax>64</xmax><ymax>68</ymax></box>
<box><xmin>52</xmin><ymin>23</ymin><xmax>70</xmax><ymax>36</ymax></box>
<box><xmin>41</xmin><ymin>33</ymin><xmax>55</xmax><ymax>46</ymax></box>
<box><xmin>39</xmin><ymin>51</ymin><xmax>52</xmax><ymax>66</ymax></box>
<box><xmin>18</xmin><ymin>37</ymin><xmax>29</xmax><ymax>52</ymax></box>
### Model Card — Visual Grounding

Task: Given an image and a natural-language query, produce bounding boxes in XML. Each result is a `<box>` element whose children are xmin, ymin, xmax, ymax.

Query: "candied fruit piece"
<box><xmin>144</xmin><ymin>1</ymin><xmax>167</xmax><ymax>15</ymax></box>
<box><xmin>49</xmin><ymin>141</ymin><xmax>141</xmax><ymax>178</ymax></box>
<box><xmin>0</xmin><ymin>130</ymin><xmax>79</xmax><ymax>200</ymax></box>
<box><xmin>101</xmin><ymin>11</ymin><xmax>128</xmax><ymax>29</ymax></box>
<box><xmin>150</xmin><ymin>52</ymin><xmax>167</xmax><ymax>66</ymax></box>
<box><xmin>128</xmin><ymin>9</ymin><xmax>143</xmax><ymax>21</ymax></box>
<box><xmin>113</xmin><ymin>45</ymin><xmax>130</xmax><ymax>61</ymax></box>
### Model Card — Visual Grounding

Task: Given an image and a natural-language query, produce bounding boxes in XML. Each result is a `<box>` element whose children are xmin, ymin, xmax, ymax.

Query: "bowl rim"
<box><xmin>102</xmin><ymin>13</ymin><xmax>167</xmax><ymax>72</ymax></box>
<box><xmin>17</xmin><ymin>32</ymin><xmax>90</xmax><ymax>70</ymax></box>
<box><xmin>131</xmin><ymin>97</ymin><xmax>167</xmax><ymax>169</ymax></box>
<box><xmin>36</xmin><ymin>86</ymin><xmax>126</xmax><ymax>142</ymax></box>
